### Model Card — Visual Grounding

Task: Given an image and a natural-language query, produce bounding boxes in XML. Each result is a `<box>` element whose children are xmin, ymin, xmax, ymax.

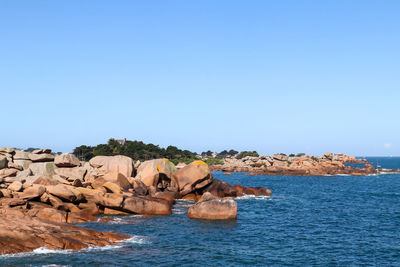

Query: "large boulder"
<box><xmin>0</xmin><ymin>168</ymin><xmax>18</xmax><ymax>178</ymax></box>
<box><xmin>172</xmin><ymin>161</ymin><xmax>213</xmax><ymax>196</ymax></box>
<box><xmin>135</xmin><ymin>159</ymin><xmax>177</xmax><ymax>189</ymax></box>
<box><xmin>29</xmin><ymin>162</ymin><xmax>57</xmax><ymax>176</ymax></box>
<box><xmin>13</xmin><ymin>159</ymin><xmax>32</xmax><ymax>170</ymax></box>
<box><xmin>94</xmin><ymin>193</ymin><xmax>124</xmax><ymax>208</ymax></box>
<box><xmin>90</xmin><ymin>172</ymin><xmax>131</xmax><ymax>192</ymax></box>
<box><xmin>102</xmin><ymin>172</ymin><xmax>131</xmax><ymax>191</ymax></box>
<box><xmin>202</xmin><ymin>179</ymin><xmax>238</xmax><ymax>198</ymax></box>
<box><xmin>122</xmin><ymin>196</ymin><xmax>172</xmax><ymax>215</ymax></box>
<box><xmin>187</xmin><ymin>192</ymin><xmax>237</xmax><ymax>220</ymax></box>
<box><xmin>46</xmin><ymin>184</ymin><xmax>83</xmax><ymax>202</ymax></box>
<box><xmin>19</xmin><ymin>184</ymin><xmax>46</xmax><ymax>200</ymax></box>
<box><xmin>89</xmin><ymin>155</ymin><xmax>133</xmax><ymax>177</ymax></box>
<box><xmin>54</xmin><ymin>153</ymin><xmax>80</xmax><ymax>167</ymax></box>
<box><xmin>54</xmin><ymin>167</ymin><xmax>86</xmax><ymax>181</ymax></box>
<box><xmin>8</xmin><ymin>181</ymin><xmax>23</xmax><ymax>192</ymax></box>
<box><xmin>14</xmin><ymin>150</ymin><xmax>30</xmax><ymax>160</ymax></box>
<box><xmin>28</xmin><ymin>153</ymin><xmax>55</xmax><ymax>162</ymax></box>
<box><xmin>31</xmin><ymin>149</ymin><xmax>51</xmax><ymax>154</ymax></box>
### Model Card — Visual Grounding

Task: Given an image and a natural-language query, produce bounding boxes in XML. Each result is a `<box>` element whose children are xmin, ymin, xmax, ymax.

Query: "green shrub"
<box><xmin>236</xmin><ymin>151</ymin><xmax>259</xmax><ymax>159</ymax></box>
<box><xmin>205</xmin><ymin>158</ymin><xmax>224</xmax><ymax>165</ymax></box>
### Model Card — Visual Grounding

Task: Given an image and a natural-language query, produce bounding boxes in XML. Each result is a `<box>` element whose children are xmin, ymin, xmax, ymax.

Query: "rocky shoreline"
<box><xmin>210</xmin><ymin>152</ymin><xmax>399</xmax><ymax>176</ymax></box>
<box><xmin>0</xmin><ymin>147</ymin><xmax>270</xmax><ymax>255</ymax></box>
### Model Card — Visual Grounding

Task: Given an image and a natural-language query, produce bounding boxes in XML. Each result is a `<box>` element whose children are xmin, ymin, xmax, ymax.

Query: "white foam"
<box><xmin>33</xmin><ymin>247</ymin><xmax>73</xmax><ymax>254</ymax></box>
<box><xmin>0</xmin><ymin>236</ymin><xmax>149</xmax><ymax>258</ymax></box>
<box><xmin>235</xmin><ymin>194</ymin><xmax>272</xmax><ymax>200</ymax></box>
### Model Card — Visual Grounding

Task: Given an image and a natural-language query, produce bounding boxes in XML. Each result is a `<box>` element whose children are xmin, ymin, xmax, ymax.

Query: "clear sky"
<box><xmin>1</xmin><ymin>1</ymin><xmax>399</xmax><ymax>156</ymax></box>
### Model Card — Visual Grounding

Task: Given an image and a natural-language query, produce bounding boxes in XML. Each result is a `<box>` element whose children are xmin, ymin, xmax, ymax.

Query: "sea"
<box><xmin>1</xmin><ymin>157</ymin><xmax>399</xmax><ymax>266</ymax></box>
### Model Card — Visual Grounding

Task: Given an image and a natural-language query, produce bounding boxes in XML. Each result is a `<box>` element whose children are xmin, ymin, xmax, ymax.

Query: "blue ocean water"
<box><xmin>1</xmin><ymin>157</ymin><xmax>400</xmax><ymax>266</ymax></box>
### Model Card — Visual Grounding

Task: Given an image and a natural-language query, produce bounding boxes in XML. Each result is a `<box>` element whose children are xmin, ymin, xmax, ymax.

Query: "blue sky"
<box><xmin>1</xmin><ymin>1</ymin><xmax>399</xmax><ymax>156</ymax></box>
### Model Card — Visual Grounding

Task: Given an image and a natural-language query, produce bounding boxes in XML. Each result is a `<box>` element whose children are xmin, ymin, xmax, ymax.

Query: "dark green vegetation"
<box><xmin>73</xmin><ymin>139</ymin><xmax>198</xmax><ymax>165</ymax></box>
<box><xmin>236</xmin><ymin>151</ymin><xmax>259</xmax><ymax>159</ymax></box>
<box><xmin>73</xmin><ymin>139</ymin><xmax>258</xmax><ymax>165</ymax></box>
<box><xmin>204</xmin><ymin>158</ymin><xmax>224</xmax><ymax>165</ymax></box>
<box><xmin>201</xmin><ymin>149</ymin><xmax>238</xmax><ymax>159</ymax></box>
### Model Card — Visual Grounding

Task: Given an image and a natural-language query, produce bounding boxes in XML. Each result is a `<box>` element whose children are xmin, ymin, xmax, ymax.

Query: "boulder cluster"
<box><xmin>0</xmin><ymin>147</ymin><xmax>271</xmax><ymax>254</ymax></box>
<box><xmin>211</xmin><ymin>152</ymin><xmax>378</xmax><ymax>176</ymax></box>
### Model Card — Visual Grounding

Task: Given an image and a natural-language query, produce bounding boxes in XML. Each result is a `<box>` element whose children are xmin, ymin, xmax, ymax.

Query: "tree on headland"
<box><xmin>236</xmin><ymin>151</ymin><xmax>259</xmax><ymax>159</ymax></box>
<box><xmin>73</xmin><ymin>139</ymin><xmax>198</xmax><ymax>164</ymax></box>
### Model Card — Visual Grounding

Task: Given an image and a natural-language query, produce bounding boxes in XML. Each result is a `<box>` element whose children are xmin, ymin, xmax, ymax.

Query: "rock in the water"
<box><xmin>172</xmin><ymin>161</ymin><xmax>213</xmax><ymax>196</ymax></box>
<box><xmin>135</xmin><ymin>159</ymin><xmax>177</xmax><ymax>189</ymax></box>
<box><xmin>54</xmin><ymin>153</ymin><xmax>80</xmax><ymax>167</ymax></box>
<box><xmin>89</xmin><ymin>155</ymin><xmax>133</xmax><ymax>178</ymax></box>
<box><xmin>202</xmin><ymin>179</ymin><xmax>238</xmax><ymax>198</ymax></box>
<box><xmin>187</xmin><ymin>192</ymin><xmax>237</xmax><ymax>220</ymax></box>
<box><xmin>122</xmin><ymin>196</ymin><xmax>172</xmax><ymax>215</ymax></box>
<box><xmin>0</xmin><ymin>214</ymin><xmax>129</xmax><ymax>255</ymax></box>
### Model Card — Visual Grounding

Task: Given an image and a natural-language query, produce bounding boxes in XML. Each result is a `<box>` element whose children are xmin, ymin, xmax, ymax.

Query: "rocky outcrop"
<box><xmin>135</xmin><ymin>159</ymin><xmax>177</xmax><ymax>190</ymax></box>
<box><xmin>122</xmin><ymin>196</ymin><xmax>172</xmax><ymax>215</ymax></box>
<box><xmin>54</xmin><ymin>153</ymin><xmax>80</xmax><ymax>167</ymax></box>
<box><xmin>201</xmin><ymin>179</ymin><xmax>272</xmax><ymax>198</ymax></box>
<box><xmin>0</xmin><ymin>147</ymin><xmax>275</xmax><ymax>250</ymax></box>
<box><xmin>173</xmin><ymin>161</ymin><xmax>213</xmax><ymax>196</ymax></box>
<box><xmin>210</xmin><ymin>153</ymin><xmax>378</xmax><ymax>176</ymax></box>
<box><xmin>0</xmin><ymin>155</ymin><xmax>7</xmax><ymax>170</ymax></box>
<box><xmin>89</xmin><ymin>155</ymin><xmax>133</xmax><ymax>178</ymax></box>
<box><xmin>0</xmin><ymin>214</ymin><xmax>129</xmax><ymax>255</ymax></box>
<box><xmin>187</xmin><ymin>192</ymin><xmax>237</xmax><ymax>220</ymax></box>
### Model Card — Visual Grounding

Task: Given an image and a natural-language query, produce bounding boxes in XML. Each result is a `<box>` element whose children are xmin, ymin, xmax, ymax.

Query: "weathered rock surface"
<box><xmin>89</xmin><ymin>155</ymin><xmax>133</xmax><ymax>177</ymax></box>
<box><xmin>0</xmin><ymin>155</ymin><xmax>8</xmax><ymax>170</ymax></box>
<box><xmin>55</xmin><ymin>167</ymin><xmax>86</xmax><ymax>181</ymax></box>
<box><xmin>29</xmin><ymin>162</ymin><xmax>57</xmax><ymax>176</ymax></box>
<box><xmin>122</xmin><ymin>196</ymin><xmax>172</xmax><ymax>215</ymax></box>
<box><xmin>29</xmin><ymin>153</ymin><xmax>55</xmax><ymax>162</ymax></box>
<box><xmin>187</xmin><ymin>192</ymin><xmax>237</xmax><ymax>220</ymax></box>
<box><xmin>173</xmin><ymin>161</ymin><xmax>213</xmax><ymax>196</ymax></box>
<box><xmin>210</xmin><ymin>153</ymin><xmax>377</xmax><ymax>176</ymax></box>
<box><xmin>8</xmin><ymin>181</ymin><xmax>23</xmax><ymax>192</ymax></box>
<box><xmin>0</xmin><ymin>214</ymin><xmax>129</xmax><ymax>255</ymax></box>
<box><xmin>135</xmin><ymin>159</ymin><xmax>177</xmax><ymax>189</ymax></box>
<box><xmin>54</xmin><ymin>153</ymin><xmax>80</xmax><ymax>167</ymax></box>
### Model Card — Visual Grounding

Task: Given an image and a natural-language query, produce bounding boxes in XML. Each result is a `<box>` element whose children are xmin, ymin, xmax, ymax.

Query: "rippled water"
<box><xmin>1</xmin><ymin>157</ymin><xmax>400</xmax><ymax>266</ymax></box>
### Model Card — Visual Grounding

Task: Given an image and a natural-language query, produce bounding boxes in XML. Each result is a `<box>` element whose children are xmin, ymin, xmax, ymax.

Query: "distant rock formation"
<box><xmin>210</xmin><ymin>152</ymin><xmax>397</xmax><ymax>176</ymax></box>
